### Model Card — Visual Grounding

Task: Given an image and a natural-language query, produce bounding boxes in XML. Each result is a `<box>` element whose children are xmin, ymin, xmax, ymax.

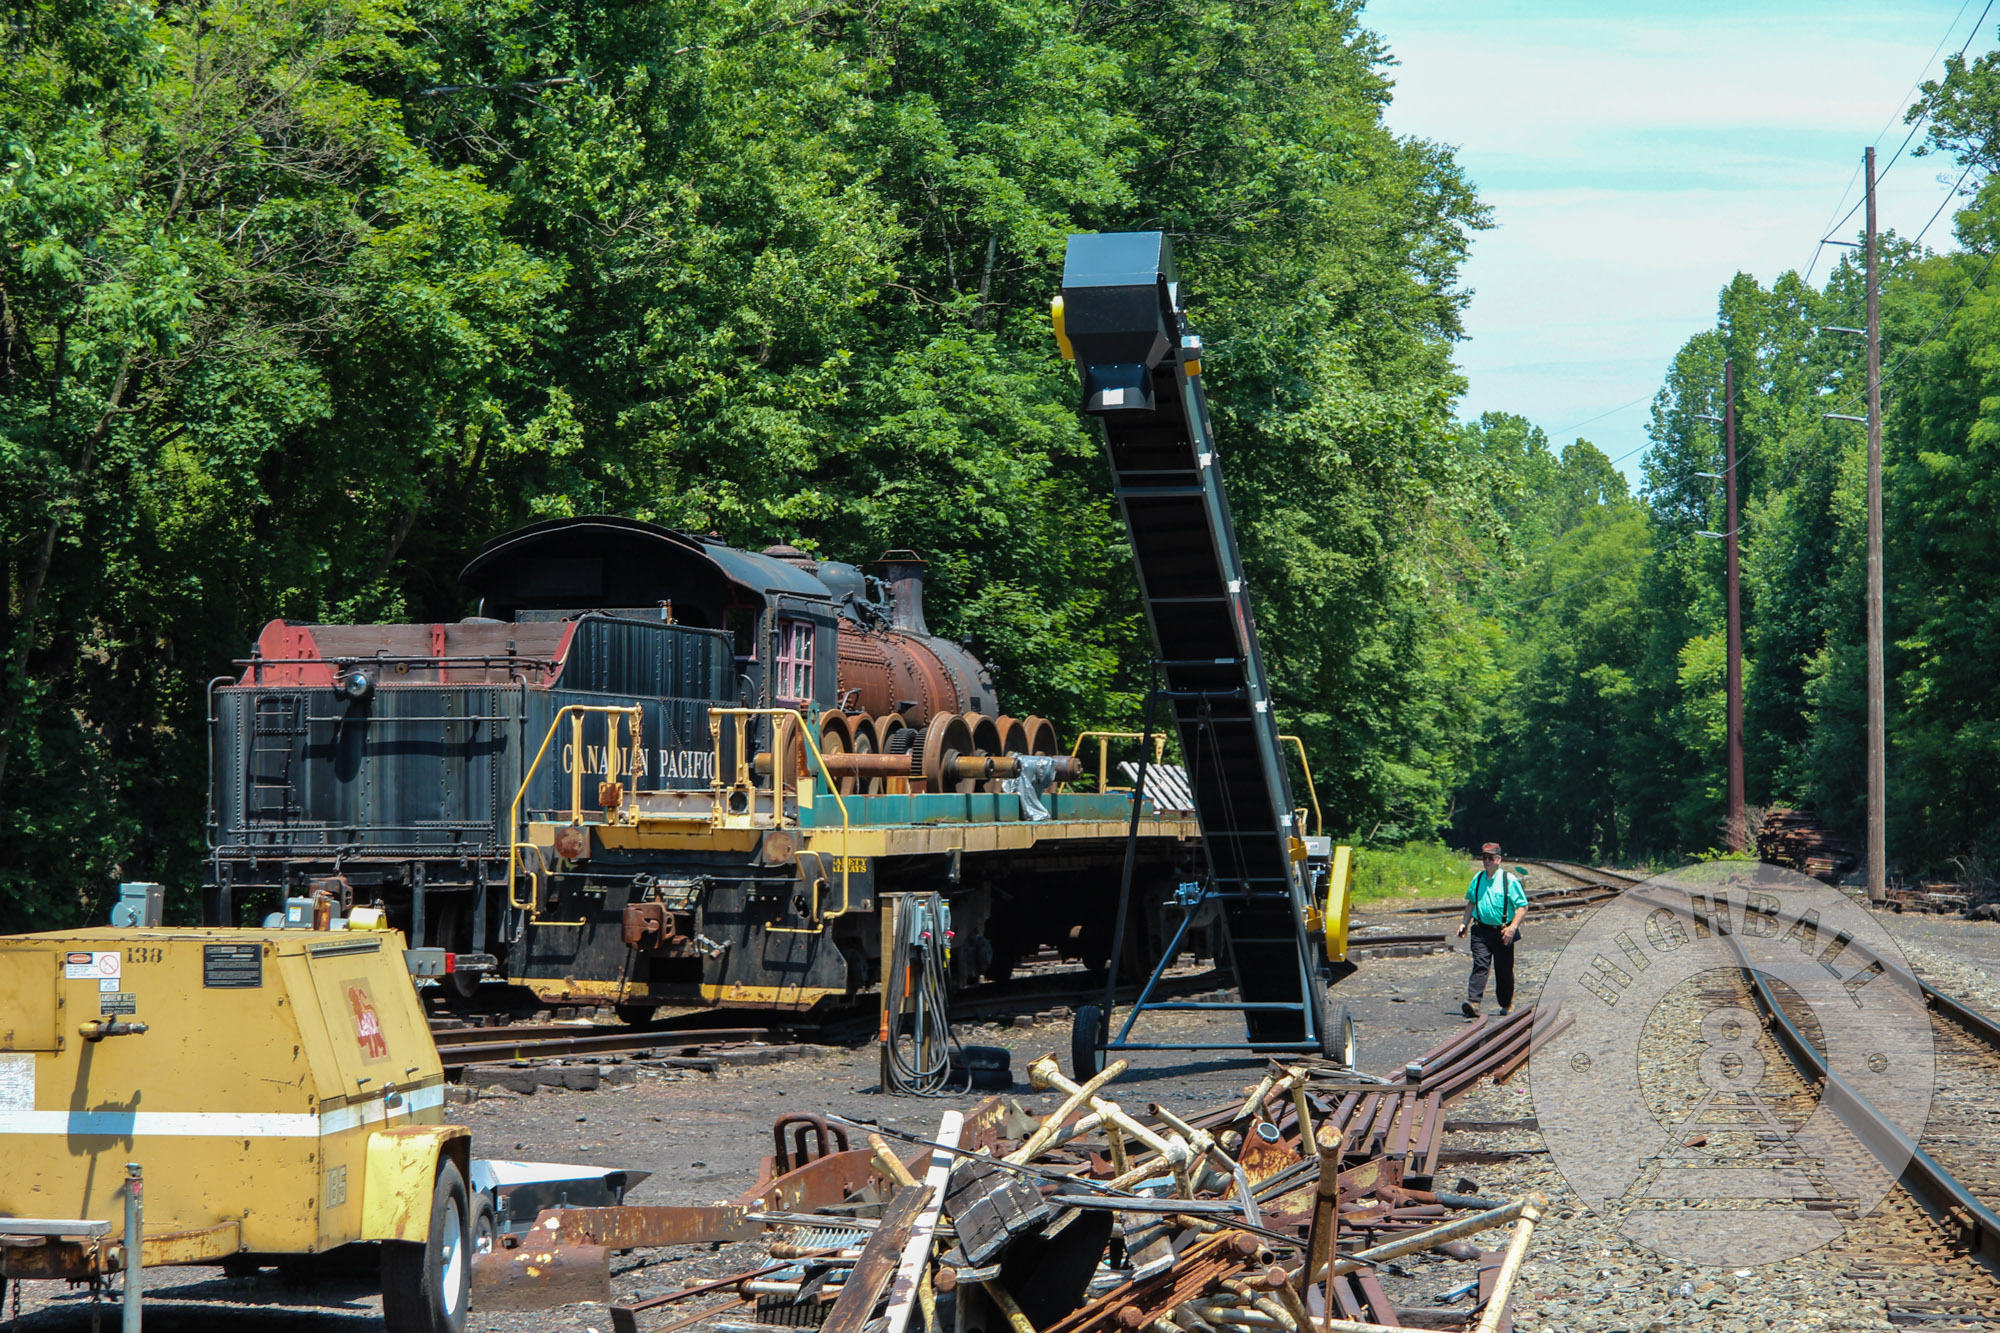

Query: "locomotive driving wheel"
<box><xmin>818</xmin><ymin>713</ymin><xmax>855</xmax><ymax>795</ymax></box>
<box><xmin>922</xmin><ymin>713</ymin><xmax>980</xmax><ymax>794</ymax></box>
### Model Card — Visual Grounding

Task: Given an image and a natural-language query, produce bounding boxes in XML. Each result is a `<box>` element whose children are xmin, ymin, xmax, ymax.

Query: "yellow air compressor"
<box><xmin>0</xmin><ymin>926</ymin><xmax>473</xmax><ymax>1333</ymax></box>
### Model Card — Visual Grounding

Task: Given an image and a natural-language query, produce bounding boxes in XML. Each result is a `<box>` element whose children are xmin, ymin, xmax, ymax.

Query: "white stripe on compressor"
<box><xmin>0</xmin><ymin>1085</ymin><xmax>446</xmax><ymax>1138</ymax></box>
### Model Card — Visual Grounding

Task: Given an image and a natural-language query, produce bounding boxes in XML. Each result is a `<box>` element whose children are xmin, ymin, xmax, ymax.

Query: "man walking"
<box><xmin>1457</xmin><ymin>842</ymin><xmax>1527</xmax><ymax>1018</ymax></box>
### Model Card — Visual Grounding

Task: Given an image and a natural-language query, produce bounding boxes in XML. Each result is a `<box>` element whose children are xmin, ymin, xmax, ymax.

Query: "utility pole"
<box><xmin>1724</xmin><ymin>360</ymin><xmax>1746</xmax><ymax>852</ymax></box>
<box><xmin>1865</xmin><ymin>145</ymin><xmax>1887</xmax><ymax>903</ymax></box>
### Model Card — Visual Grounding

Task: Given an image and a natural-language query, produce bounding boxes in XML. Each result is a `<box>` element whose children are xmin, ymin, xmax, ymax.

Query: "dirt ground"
<box><xmin>11</xmin><ymin>870</ymin><xmax>1993</xmax><ymax>1332</ymax></box>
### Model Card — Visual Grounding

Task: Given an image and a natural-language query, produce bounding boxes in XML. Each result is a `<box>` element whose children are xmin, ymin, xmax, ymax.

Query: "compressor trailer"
<box><xmin>0</xmin><ymin>926</ymin><xmax>478</xmax><ymax>1333</ymax></box>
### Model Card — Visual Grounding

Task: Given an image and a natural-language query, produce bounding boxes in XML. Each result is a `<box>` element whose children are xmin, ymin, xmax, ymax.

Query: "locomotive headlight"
<box><xmin>340</xmin><ymin>669</ymin><xmax>375</xmax><ymax>704</ymax></box>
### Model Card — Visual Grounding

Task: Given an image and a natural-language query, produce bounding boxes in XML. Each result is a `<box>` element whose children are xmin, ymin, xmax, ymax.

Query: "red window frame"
<box><xmin>774</xmin><ymin>618</ymin><xmax>814</xmax><ymax>704</ymax></box>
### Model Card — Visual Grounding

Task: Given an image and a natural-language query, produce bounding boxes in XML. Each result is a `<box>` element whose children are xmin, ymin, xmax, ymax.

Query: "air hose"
<box><xmin>880</xmin><ymin>892</ymin><xmax>970</xmax><ymax>1097</ymax></box>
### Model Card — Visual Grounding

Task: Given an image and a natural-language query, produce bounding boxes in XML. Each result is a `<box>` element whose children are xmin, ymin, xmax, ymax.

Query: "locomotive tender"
<box><xmin>206</xmin><ymin>515</ymin><xmax>1204</xmax><ymax>1014</ymax></box>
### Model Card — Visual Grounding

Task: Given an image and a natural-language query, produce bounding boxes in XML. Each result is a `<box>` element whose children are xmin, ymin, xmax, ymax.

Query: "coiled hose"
<box><xmin>881</xmin><ymin>892</ymin><xmax>970</xmax><ymax>1097</ymax></box>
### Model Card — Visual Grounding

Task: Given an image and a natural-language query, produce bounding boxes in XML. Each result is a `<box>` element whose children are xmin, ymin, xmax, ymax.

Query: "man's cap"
<box><xmin>1480</xmin><ymin>842</ymin><xmax>1502</xmax><ymax>856</ymax></box>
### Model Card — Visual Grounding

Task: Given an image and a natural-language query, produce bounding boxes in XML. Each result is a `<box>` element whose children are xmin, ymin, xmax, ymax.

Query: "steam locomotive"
<box><xmin>205</xmin><ymin>516</ymin><xmax>1203</xmax><ymax>1013</ymax></box>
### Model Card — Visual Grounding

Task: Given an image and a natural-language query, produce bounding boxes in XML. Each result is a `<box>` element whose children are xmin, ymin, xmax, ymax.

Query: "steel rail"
<box><xmin>428</xmin><ymin>1022</ymin><xmax>766</xmax><ymax>1046</ymax></box>
<box><xmin>433</xmin><ymin>1026</ymin><xmax>769</xmax><ymax>1067</ymax></box>
<box><xmin>1728</xmin><ymin>933</ymin><xmax>2000</xmax><ymax>1269</ymax></box>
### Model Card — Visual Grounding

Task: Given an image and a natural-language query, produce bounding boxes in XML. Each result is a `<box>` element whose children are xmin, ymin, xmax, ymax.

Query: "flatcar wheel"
<box><xmin>874</xmin><ymin>713</ymin><xmax>910</xmax><ymax>793</ymax></box>
<box><xmin>1070</xmin><ymin>1003</ymin><xmax>1105</xmax><ymax>1081</ymax></box>
<box><xmin>965</xmin><ymin>713</ymin><xmax>1004</xmax><ymax>792</ymax></box>
<box><xmin>614</xmin><ymin>1004</ymin><xmax>656</xmax><ymax>1027</ymax></box>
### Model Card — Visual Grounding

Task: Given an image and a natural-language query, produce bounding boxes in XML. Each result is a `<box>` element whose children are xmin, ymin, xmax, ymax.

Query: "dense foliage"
<box><xmin>0</xmin><ymin>0</ymin><xmax>1492</xmax><ymax>926</ymax></box>
<box><xmin>1454</xmin><ymin>51</ymin><xmax>2000</xmax><ymax>875</ymax></box>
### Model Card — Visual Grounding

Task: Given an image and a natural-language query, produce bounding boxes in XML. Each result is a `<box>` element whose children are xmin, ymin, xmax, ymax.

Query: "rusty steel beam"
<box><xmin>530</xmin><ymin>1205</ymin><xmax>758</xmax><ymax>1249</ymax></box>
<box><xmin>470</xmin><ymin>1240</ymin><xmax>611</xmax><ymax>1310</ymax></box>
<box><xmin>611</xmin><ymin>1291</ymin><xmax>754</xmax><ymax>1333</ymax></box>
<box><xmin>736</xmin><ymin>1147</ymin><xmax>882</xmax><ymax>1213</ymax></box>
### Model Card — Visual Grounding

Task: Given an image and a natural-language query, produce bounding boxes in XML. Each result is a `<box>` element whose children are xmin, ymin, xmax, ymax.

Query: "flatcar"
<box><xmin>204</xmin><ymin>516</ymin><xmax>1207</xmax><ymax>1015</ymax></box>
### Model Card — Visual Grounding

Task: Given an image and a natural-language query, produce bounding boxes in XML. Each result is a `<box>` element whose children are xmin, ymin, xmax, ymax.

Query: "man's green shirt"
<box><xmin>1465</xmin><ymin>868</ymin><xmax>1528</xmax><ymax>928</ymax></box>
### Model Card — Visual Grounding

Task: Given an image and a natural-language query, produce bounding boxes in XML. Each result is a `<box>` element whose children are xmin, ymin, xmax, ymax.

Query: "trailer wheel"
<box><xmin>1334</xmin><ymin>1007</ymin><xmax>1357</xmax><ymax>1069</ymax></box>
<box><xmin>470</xmin><ymin>1194</ymin><xmax>498</xmax><ymax>1256</ymax></box>
<box><xmin>381</xmin><ymin>1158</ymin><xmax>471</xmax><ymax>1333</ymax></box>
<box><xmin>1071</xmin><ymin>1004</ymin><xmax>1104</xmax><ymax>1081</ymax></box>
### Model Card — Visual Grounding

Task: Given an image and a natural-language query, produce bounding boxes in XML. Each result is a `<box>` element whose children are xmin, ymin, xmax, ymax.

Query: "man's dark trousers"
<box><xmin>1467</xmin><ymin>921</ymin><xmax>1515</xmax><ymax>1011</ymax></box>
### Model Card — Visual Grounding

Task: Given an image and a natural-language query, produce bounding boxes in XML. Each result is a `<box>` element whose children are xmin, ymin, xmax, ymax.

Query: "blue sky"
<box><xmin>1364</xmin><ymin>0</ymin><xmax>1997</xmax><ymax>486</ymax></box>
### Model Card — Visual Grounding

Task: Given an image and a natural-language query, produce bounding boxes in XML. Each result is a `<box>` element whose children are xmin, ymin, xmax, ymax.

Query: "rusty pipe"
<box><xmin>1009</xmin><ymin>1059</ymin><xmax>1130</xmax><ymax>1164</ymax></box>
<box><xmin>1028</xmin><ymin>1055</ymin><xmax>1188</xmax><ymax>1165</ymax></box>
<box><xmin>1472</xmin><ymin>1194</ymin><xmax>1546</xmax><ymax>1333</ymax></box>
<box><xmin>771</xmin><ymin>752</ymin><xmax>1082</xmax><ymax>781</ymax></box>
<box><xmin>1322</xmin><ymin>1195</ymin><xmax>1540</xmax><ymax>1281</ymax></box>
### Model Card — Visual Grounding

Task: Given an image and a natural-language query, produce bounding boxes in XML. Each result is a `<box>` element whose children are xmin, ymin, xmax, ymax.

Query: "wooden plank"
<box><xmin>818</xmin><ymin>1186</ymin><xmax>929</xmax><ymax>1333</ymax></box>
<box><xmin>883</xmin><ymin>1110</ymin><xmax>964</xmax><ymax>1333</ymax></box>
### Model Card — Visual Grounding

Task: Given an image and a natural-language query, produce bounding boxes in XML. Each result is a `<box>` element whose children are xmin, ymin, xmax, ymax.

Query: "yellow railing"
<box><xmin>707</xmin><ymin>708</ymin><xmax>852</xmax><ymax>934</ymax></box>
<box><xmin>1277</xmin><ymin>733</ymin><xmax>1323</xmax><ymax>837</ymax></box>
<box><xmin>1067</xmin><ymin>730</ymin><xmax>1172</xmax><ymax>793</ymax></box>
<box><xmin>508</xmin><ymin>704</ymin><xmax>643</xmax><ymax>925</ymax></box>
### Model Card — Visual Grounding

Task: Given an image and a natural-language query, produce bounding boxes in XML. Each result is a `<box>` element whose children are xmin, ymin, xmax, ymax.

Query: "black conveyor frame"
<box><xmin>1061</xmin><ymin>231</ymin><xmax>1331</xmax><ymax>1054</ymax></box>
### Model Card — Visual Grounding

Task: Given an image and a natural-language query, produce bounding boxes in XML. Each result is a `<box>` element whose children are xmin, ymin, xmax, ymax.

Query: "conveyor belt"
<box><xmin>1058</xmin><ymin>232</ymin><xmax>1330</xmax><ymax>1050</ymax></box>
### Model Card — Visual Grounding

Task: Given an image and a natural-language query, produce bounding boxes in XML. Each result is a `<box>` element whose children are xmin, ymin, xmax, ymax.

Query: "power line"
<box><xmin>1912</xmin><ymin>156</ymin><xmax>1981</xmax><ymax>248</ymax></box>
<box><xmin>1549</xmin><ymin>393</ymin><xmax>1653</xmax><ymax>438</ymax></box>
<box><xmin>1882</xmin><ymin>245</ymin><xmax>2000</xmax><ymax>379</ymax></box>
<box><xmin>1803</xmin><ymin>0</ymin><xmax>1995</xmax><ymax>282</ymax></box>
<box><xmin>1876</xmin><ymin>0</ymin><xmax>1980</xmax><ymax>145</ymax></box>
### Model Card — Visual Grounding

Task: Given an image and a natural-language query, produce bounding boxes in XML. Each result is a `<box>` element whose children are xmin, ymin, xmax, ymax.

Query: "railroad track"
<box><xmin>428</xmin><ymin>862</ymin><xmax>1646</xmax><ymax>1059</ymax></box>
<box><xmin>428</xmin><ymin>1023</ymin><xmax>772</xmax><ymax>1068</ymax></box>
<box><xmin>1343</xmin><ymin>858</ymin><xmax>1643</xmax><ymax>953</ymax></box>
<box><xmin>1711</xmin><ymin>947</ymin><xmax>2000</xmax><ymax>1326</ymax></box>
<box><xmin>425</xmin><ymin>961</ymin><xmax>1235</xmax><ymax>1063</ymax></box>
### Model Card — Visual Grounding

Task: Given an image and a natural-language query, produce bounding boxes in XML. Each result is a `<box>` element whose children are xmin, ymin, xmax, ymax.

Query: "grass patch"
<box><xmin>1350</xmin><ymin>841</ymin><xmax>1471</xmax><ymax>904</ymax></box>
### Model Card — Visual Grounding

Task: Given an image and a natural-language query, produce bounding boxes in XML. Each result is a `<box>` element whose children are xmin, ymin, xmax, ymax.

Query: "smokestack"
<box><xmin>877</xmin><ymin>550</ymin><xmax>929</xmax><ymax>635</ymax></box>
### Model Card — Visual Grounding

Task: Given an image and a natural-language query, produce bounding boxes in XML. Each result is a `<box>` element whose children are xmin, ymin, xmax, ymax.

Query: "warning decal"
<box><xmin>64</xmin><ymin>952</ymin><xmax>120</xmax><ymax>982</ymax></box>
<box><xmin>345</xmin><ymin>982</ymin><xmax>388</xmax><ymax>1061</ymax></box>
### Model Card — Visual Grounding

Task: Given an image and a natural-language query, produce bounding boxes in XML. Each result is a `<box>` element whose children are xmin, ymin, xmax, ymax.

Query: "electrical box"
<box><xmin>905</xmin><ymin>895</ymin><xmax>951</xmax><ymax>947</ymax></box>
<box><xmin>108</xmin><ymin>883</ymin><xmax>164</xmax><ymax>928</ymax></box>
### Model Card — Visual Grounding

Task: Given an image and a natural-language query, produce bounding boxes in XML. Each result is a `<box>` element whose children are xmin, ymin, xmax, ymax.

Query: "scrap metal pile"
<box><xmin>474</xmin><ymin>1009</ymin><xmax>1564</xmax><ymax>1333</ymax></box>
